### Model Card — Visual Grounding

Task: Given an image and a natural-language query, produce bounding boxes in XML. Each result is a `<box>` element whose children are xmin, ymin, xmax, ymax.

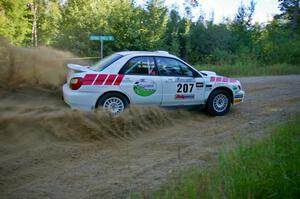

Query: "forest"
<box><xmin>0</xmin><ymin>0</ymin><xmax>300</xmax><ymax>66</ymax></box>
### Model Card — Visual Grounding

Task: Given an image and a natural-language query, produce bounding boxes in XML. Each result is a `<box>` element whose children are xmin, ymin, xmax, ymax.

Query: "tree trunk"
<box><xmin>31</xmin><ymin>0</ymin><xmax>38</xmax><ymax>47</ymax></box>
<box><xmin>290</xmin><ymin>0</ymin><xmax>300</xmax><ymax>39</ymax></box>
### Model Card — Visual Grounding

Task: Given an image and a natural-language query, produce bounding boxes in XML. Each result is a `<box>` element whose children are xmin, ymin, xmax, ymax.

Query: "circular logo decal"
<box><xmin>133</xmin><ymin>79</ymin><xmax>157</xmax><ymax>96</ymax></box>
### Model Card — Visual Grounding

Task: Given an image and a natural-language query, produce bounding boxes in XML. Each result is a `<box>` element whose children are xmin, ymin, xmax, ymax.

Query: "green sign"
<box><xmin>89</xmin><ymin>35</ymin><xmax>114</xmax><ymax>59</ymax></box>
<box><xmin>89</xmin><ymin>35</ymin><xmax>114</xmax><ymax>41</ymax></box>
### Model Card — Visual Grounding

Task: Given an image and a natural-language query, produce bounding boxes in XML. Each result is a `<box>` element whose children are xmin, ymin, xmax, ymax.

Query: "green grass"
<box><xmin>145</xmin><ymin>115</ymin><xmax>300</xmax><ymax>199</ymax></box>
<box><xmin>194</xmin><ymin>63</ymin><xmax>300</xmax><ymax>77</ymax></box>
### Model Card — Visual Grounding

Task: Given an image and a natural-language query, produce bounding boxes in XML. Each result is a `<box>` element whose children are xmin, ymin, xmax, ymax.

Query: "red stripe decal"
<box><xmin>94</xmin><ymin>74</ymin><xmax>108</xmax><ymax>85</ymax></box>
<box><xmin>114</xmin><ymin>75</ymin><xmax>124</xmax><ymax>85</ymax></box>
<box><xmin>104</xmin><ymin>75</ymin><xmax>117</xmax><ymax>85</ymax></box>
<box><xmin>210</xmin><ymin>76</ymin><xmax>216</xmax><ymax>82</ymax></box>
<box><xmin>82</xmin><ymin>74</ymin><xmax>97</xmax><ymax>85</ymax></box>
<box><xmin>230</xmin><ymin>78</ymin><xmax>237</xmax><ymax>83</ymax></box>
<box><xmin>222</xmin><ymin>77</ymin><xmax>228</xmax><ymax>82</ymax></box>
<box><xmin>216</xmin><ymin>77</ymin><xmax>222</xmax><ymax>82</ymax></box>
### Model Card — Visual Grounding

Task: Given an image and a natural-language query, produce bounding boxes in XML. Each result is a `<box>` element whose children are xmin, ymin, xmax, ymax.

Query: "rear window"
<box><xmin>90</xmin><ymin>53</ymin><xmax>123</xmax><ymax>71</ymax></box>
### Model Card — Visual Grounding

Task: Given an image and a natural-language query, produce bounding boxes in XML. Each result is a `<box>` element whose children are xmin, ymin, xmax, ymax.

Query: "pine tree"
<box><xmin>276</xmin><ymin>0</ymin><xmax>300</xmax><ymax>38</ymax></box>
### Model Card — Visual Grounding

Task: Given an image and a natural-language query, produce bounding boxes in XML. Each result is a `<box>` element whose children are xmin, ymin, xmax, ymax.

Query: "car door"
<box><xmin>155</xmin><ymin>56</ymin><xmax>205</xmax><ymax>106</ymax></box>
<box><xmin>119</xmin><ymin>56</ymin><xmax>163</xmax><ymax>105</ymax></box>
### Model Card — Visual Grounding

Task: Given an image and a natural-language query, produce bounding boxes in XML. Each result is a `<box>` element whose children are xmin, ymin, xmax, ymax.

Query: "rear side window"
<box><xmin>90</xmin><ymin>53</ymin><xmax>123</xmax><ymax>71</ymax></box>
<box><xmin>119</xmin><ymin>57</ymin><xmax>158</xmax><ymax>76</ymax></box>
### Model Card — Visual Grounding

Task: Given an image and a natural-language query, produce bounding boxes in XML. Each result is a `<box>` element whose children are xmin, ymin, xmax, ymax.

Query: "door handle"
<box><xmin>166</xmin><ymin>78</ymin><xmax>174</xmax><ymax>82</ymax></box>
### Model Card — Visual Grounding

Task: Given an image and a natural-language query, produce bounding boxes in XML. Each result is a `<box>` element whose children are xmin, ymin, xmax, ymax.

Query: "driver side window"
<box><xmin>155</xmin><ymin>57</ymin><xmax>194</xmax><ymax>77</ymax></box>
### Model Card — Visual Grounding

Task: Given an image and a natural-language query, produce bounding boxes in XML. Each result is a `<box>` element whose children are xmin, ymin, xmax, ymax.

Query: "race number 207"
<box><xmin>177</xmin><ymin>83</ymin><xmax>194</xmax><ymax>93</ymax></box>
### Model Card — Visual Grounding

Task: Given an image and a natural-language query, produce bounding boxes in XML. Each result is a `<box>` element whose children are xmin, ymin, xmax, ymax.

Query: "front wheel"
<box><xmin>97</xmin><ymin>93</ymin><xmax>129</xmax><ymax>115</ymax></box>
<box><xmin>206</xmin><ymin>89</ymin><xmax>231</xmax><ymax>116</ymax></box>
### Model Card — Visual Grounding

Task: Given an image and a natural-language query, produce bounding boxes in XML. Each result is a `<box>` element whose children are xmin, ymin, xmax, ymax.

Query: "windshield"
<box><xmin>90</xmin><ymin>53</ymin><xmax>123</xmax><ymax>71</ymax></box>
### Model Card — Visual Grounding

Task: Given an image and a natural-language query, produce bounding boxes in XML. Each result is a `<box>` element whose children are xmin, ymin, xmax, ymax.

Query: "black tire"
<box><xmin>97</xmin><ymin>92</ymin><xmax>129</xmax><ymax>114</ymax></box>
<box><xmin>206</xmin><ymin>89</ymin><xmax>231</xmax><ymax>116</ymax></box>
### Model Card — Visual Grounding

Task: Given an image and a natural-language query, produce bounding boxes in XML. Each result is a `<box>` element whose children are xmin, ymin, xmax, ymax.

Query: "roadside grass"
<box><xmin>194</xmin><ymin>63</ymin><xmax>300</xmax><ymax>77</ymax></box>
<box><xmin>149</xmin><ymin>115</ymin><xmax>300</xmax><ymax>199</ymax></box>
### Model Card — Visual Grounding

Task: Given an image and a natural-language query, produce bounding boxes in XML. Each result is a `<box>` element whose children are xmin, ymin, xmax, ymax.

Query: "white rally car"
<box><xmin>63</xmin><ymin>51</ymin><xmax>245</xmax><ymax>116</ymax></box>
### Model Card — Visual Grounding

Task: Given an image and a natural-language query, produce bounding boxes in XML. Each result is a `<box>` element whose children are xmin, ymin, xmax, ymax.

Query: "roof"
<box><xmin>116</xmin><ymin>51</ymin><xmax>175</xmax><ymax>57</ymax></box>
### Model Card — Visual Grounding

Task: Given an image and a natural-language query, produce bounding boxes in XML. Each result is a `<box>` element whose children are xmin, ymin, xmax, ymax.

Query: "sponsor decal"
<box><xmin>196</xmin><ymin>82</ymin><xmax>204</xmax><ymax>87</ymax></box>
<box><xmin>82</xmin><ymin>74</ymin><xmax>124</xmax><ymax>86</ymax></box>
<box><xmin>210</xmin><ymin>76</ymin><xmax>237</xmax><ymax>83</ymax></box>
<box><xmin>133</xmin><ymin>79</ymin><xmax>157</xmax><ymax>96</ymax></box>
<box><xmin>232</xmin><ymin>85</ymin><xmax>238</xmax><ymax>90</ymax></box>
<box><xmin>205</xmin><ymin>84</ymin><xmax>213</xmax><ymax>91</ymax></box>
<box><xmin>175</xmin><ymin>94</ymin><xmax>195</xmax><ymax>100</ymax></box>
<box><xmin>233</xmin><ymin>86</ymin><xmax>242</xmax><ymax>94</ymax></box>
<box><xmin>235</xmin><ymin>94</ymin><xmax>244</xmax><ymax>98</ymax></box>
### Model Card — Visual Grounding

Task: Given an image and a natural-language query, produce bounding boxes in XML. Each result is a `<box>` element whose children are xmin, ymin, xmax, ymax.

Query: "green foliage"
<box><xmin>187</xmin><ymin>20</ymin><xmax>236</xmax><ymax>64</ymax></box>
<box><xmin>276</xmin><ymin>0</ymin><xmax>300</xmax><ymax>36</ymax></box>
<box><xmin>0</xmin><ymin>0</ymin><xmax>31</xmax><ymax>45</ymax></box>
<box><xmin>164</xmin><ymin>9</ymin><xmax>189</xmax><ymax>58</ymax></box>
<box><xmin>38</xmin><ymin>0</ymin><xmax>62</xmax><ymax>45</ymax></box>
<box><xmin>54</xmin><ymin>0</ymin><xmax>101</xmax><ymax>56</ymax></box>
<box><xmin>141</xmin><ymin>0</ymin><xmax>167</xmax><ymax>49</ymax></box>
<box><xmin>258</xmin><ymin>19</ymin><xmax>300</xmax><ymax>64</ymax></box>
<box><xmin>53</xmin><ymin>0</ymin><xmax>167</xmax><ymax>56</ymax></box>
<box><xmin>195</xmin><ymin>63</ymin><xmax>300</xmax><ymax>77</ymax></box>
<box><xmin>0</xmin><ymin>0</ymin><xmax>300</xmax><ymax>66</ymax></box>
<box><xmin>151</xmin><ymin>115</ymin><xmax>300</xmax><ymax>199</ymax></box>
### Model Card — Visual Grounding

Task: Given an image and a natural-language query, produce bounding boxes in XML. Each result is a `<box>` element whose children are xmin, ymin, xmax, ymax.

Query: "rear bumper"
<box><xmin>233</xmin><ymin>90</ymin><xmax>245</xmax><ymax>104</ymax></box>
<box><xmin>62</xmin><ymin>84</ymin><xmax>99</xmax><ymax>111</ymax></box>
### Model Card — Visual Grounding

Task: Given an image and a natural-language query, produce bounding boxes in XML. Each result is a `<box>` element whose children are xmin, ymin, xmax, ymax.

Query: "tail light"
<box><xmin>70</xmin><ymin>77</ymin><xmax>83</xmax><ymax>90</ymax></box>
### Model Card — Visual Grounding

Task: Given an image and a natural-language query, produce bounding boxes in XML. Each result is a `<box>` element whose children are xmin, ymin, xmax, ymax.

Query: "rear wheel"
<box><xmin>97</xmin><ymin>93</ymin><xmax>129</xmax><ymax>115</ymax></box>
<box><xmin>206</xmin><ymin>89</ymin><xmax>231</xmax><ymax>116</ymax></box>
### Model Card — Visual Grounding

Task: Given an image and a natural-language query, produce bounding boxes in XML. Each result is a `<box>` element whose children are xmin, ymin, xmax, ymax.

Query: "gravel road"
<box><xmin>0</xmin><ymin>75</ymin><xmax>300</xmax><ymax>199</ymax></box>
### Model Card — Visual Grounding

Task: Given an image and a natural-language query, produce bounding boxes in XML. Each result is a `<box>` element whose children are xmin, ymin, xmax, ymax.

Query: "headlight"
<box><xmin>237</xmin><ymin>80</ymin><xmax>242</xmax><ymax>90</ymax></box>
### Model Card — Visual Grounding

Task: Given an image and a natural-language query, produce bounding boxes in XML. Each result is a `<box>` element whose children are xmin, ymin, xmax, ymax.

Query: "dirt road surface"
<box><xmin>1</xmin><ymin>75</ymin><xmax>300</xmax><ymax>199</ymax></box>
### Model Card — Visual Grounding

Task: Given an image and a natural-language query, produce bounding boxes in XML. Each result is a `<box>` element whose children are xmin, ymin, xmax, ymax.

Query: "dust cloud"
<box><xmin>0</xmin><ymin>104</ymin><xmax>195</xmax><ymax>142</ymax></box>
<box><xmin>0</xmin><ymin>37</ymin><xmax>86</xmax><ymax>89</ymax></box>
<box><xmin>42</xmin><ymin>107</ymin><xmax>186</xmax><ymax>141</ymax></box>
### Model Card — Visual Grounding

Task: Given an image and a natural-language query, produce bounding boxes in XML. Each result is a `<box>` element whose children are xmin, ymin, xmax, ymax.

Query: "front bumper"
<box><xmin>233</xmin><ymin>90</ymin><xmax>245</xmax><ymax>104</ymax></box>
<box><xmin>62</xmin><ymin>84</ymin><xmax>99</xmax><ymax>111</ymax></box>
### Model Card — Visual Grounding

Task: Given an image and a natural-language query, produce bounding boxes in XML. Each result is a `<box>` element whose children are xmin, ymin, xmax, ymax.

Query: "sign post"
<box><xmin>100</xmin><ymin>40</ymin><xmax>103</xmax><ymax>60</ymax></box>
<box><xmin>89</xmin><ymin>35</ymin><xmax>114</xmax><ymax>59</ymax></box>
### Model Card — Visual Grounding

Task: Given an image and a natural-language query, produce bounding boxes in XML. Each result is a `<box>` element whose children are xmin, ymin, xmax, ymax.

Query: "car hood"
<box><xmin>199</xmin><ymin>70</ymin><xmax>240</xmax><ymax>84</ymax></box>
<box><xmin>199</xmin><ymin>70</ymin><xmax>217</xmax><ymax>77</ymax></box>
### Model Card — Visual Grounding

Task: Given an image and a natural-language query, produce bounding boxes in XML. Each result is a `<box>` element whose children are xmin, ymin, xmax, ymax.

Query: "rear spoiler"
<box><xmin>67</xmin><ymin>64</ymin><xmax>92</xmax><ymax>72</ymax></box>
